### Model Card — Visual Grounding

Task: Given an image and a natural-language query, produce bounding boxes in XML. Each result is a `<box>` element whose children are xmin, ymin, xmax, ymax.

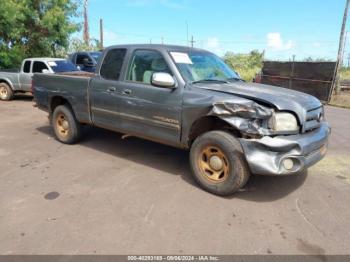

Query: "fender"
<box><xmin>0</xmin><ymin>77</ymin><xmax>15</xmax><ymax>90</ymax></box>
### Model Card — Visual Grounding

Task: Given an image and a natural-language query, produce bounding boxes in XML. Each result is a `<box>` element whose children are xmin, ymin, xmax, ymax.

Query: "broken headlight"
<box><xmin>273</xmin><ymin>112</ymin><xmax>299</xmax><ymax>132</ymax></box>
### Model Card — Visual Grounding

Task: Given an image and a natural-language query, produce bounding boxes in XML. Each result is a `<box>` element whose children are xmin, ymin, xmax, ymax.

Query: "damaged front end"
<box><xmin>208</xmin><ymin>100</ymin><xmax>274</xmax><ymax>137</ymax></box>
<box><xmin>207</xmin><ymin>100</ymin><xmax>330</xmax><ymax>176</ymax></box>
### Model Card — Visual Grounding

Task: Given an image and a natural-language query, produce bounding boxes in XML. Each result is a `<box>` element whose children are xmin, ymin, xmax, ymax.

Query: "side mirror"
<box><xmin>83</xmin><ymin>58</ymin><xmax>94</xmax><ymax>67</ymax></box>
<box><xmin>42</xmin><ymin>69</ymin><xmax>50</xmax><ymax>74</ymax></box>
<box><xmin>151</xmin><ymin>72</ymin><xmax>176</xmax><ymax>88</ymax></box>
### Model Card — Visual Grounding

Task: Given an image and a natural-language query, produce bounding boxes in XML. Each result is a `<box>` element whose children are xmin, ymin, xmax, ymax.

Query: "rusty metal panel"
<box><xmin>260</xmin><ymin>61</ymin><xmax>336</xmax><ymax>102</ymax></box>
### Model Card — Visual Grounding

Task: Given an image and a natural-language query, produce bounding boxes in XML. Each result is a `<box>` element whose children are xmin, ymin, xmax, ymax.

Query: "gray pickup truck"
<box><xmin>0</xmin><ymin>58</ymin><xmax>78</xmax><ymax>101</ymax></box>
<box><xmin>33</xmin><ymin>44</ymin><xmax>330</xmax><ymax>195</ymax></box>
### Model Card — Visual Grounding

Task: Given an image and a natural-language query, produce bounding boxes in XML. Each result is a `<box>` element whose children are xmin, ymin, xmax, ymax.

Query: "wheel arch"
<box><xmin>0</xmin><ymin>78</ymin><xmax>14</xmax><ymax>90</ymax></box>
<box><xmin>187</xmin><ymin>116</ymin><xmax>242</xmax><ymax>147</ymax></box>
<box><xmin>50</xmin><ymin>96</ymin><xmax>74</xmax><ymax>115</ymax></box>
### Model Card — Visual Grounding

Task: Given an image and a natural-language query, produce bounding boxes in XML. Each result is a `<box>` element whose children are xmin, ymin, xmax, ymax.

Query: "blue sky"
<box><xmin>84</xmin><ymin>0</ymin><xmax>348</xmax><ymax>61</ymax></box>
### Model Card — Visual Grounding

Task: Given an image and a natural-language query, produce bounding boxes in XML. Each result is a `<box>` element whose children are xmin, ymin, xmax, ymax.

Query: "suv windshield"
<box><xmin>170</xmin><ymin>51</ymin><xmax>240</xmax><ymax>83</ymax></box>
<box><xmin>50</xmin><ymin>60</ymin><xmax>79</xmax><ymax>73</ymax></box>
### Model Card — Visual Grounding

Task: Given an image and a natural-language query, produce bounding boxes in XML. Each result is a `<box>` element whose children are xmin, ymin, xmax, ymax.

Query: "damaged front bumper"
<box><xmin>239</xmin><ymin>122</ymin><xmax>330</xmax><ymax>176</ymax></box>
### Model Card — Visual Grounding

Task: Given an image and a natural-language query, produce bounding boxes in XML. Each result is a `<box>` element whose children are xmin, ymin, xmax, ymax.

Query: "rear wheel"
<box><xmin>52</xmin><ymin>105</ymin><xmax>82</xmax><ymax>144</ymax></box>
<box><xmin>190</xmin><ymin>131</ymin><xmax>250</xmax><ymax>196</ymax></box>
<box><xmin>0</xmin><ymin>83</ymin><xmax>14</xmax><ymax>101</ymax></box>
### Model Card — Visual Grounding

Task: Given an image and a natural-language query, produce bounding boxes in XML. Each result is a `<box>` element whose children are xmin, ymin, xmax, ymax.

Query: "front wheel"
<box><xmin>189</xmin><ymin>131</ymin><xmax>250</xmax><ymax>196</ymax></box>
<box><xmin>0</xmin><ymin>83</ymin><xmax>14</xmax><ymax>101</ymax></box>
<box><xmin>52</xmin><ymin>105</ymin><xmax>82</xmax><ymax>144</ymax></box>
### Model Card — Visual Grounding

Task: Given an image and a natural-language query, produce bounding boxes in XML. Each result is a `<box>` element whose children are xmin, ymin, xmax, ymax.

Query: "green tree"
<box><xmin>69</xmin><ymin>37</ymin><xmax>101</xmax><ymax>53</ymax></box>
<box><xmin>54</xmin><ymin>37</ymin><xmax>101</xmax><ymax>58</ymax></box>
<box><xmin>303</xmin><ymin>57</ymin><xmax>332</xmax><ymax>62</ymax></box>
<box><xmin>223</xmin><ymin>50</ymin><xmax>264</xmax><ymax>81</ymax></box>
<box><xmin>0</xmin><ymin>0</ymin><xmax>80</xmax><ymax>69</ymax></box>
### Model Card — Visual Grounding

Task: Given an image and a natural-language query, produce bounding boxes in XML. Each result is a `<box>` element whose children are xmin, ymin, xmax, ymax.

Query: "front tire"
<box><xmin>52</xmin><ymin>105</ymin><xmax>82</xmax><ymax>144</ymax></box>
<box><xmin>0</xmin><ymin>83</ymin><xmax>14</xmax><ymax>101</ymax></box>
<box><xmin>190</xmin><ymin>131</ymin><xmax>250</xmax><ymax>196</ymax></box>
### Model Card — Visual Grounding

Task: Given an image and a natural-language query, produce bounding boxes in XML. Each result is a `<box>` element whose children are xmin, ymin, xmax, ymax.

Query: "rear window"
<box><xmin>76</xmin><ymin>54</ymin><xmax>91</xmax><ymax>64</ymax></box>
<box><xmin>100</xmin><ymin>49</ymin><xmax>127</xmax><ymax>81</ymax></box>
<box><xmin>23</xmin><ymin>61</ymin><xmax>31</xmax><ymax>73</ymax></box>
<box><xmin>49</xmin><ymin>60</ymin><xmax>79</xmax><ymax>73</ymax></box>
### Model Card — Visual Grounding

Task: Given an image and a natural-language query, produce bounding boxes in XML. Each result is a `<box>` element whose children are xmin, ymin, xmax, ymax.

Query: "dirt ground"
<box><xmin>0</xmin><ymin>96</ymin><xmax>349</xmax><ymax>255</ymax></box>
<box><xmin>330</xmin><ymin>91</ymin><xmax>350</xmax><ymax>108</ymax></box>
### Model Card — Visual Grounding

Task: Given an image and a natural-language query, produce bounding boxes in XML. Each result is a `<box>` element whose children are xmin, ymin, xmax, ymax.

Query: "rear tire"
<box><xmin>190</xmin><ymin>131</ymin><xmax>250</xmax><ymax>196</ymax></box>
<box><xmin>52</xmin><ymin>105</ymin><xmax>82</xmax><ymax>144</ymax></box>
<box><xmin>0</xmin><ymin>83</ymin><xmax>14</xmax><ymax>101</ymax></box>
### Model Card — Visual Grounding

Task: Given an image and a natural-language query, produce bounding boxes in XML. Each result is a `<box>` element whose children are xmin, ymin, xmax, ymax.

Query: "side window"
<box><xmin>23</xmin><ymin>61</ymin><xmax>31</xmax><ymax>73</ymax></box>
<box><xmin>76</xmin><ymin>54</ymin><xmax>91</xmax><ymax>64</ymax></box>
<box><xmin>100</xmin><ymin>49</ymin><xmax>127</xmax><ymax>81</ymax></box>
<box><xmin>127</xmin><ymin>50</ymin><xmax>171</xmax><ymax>84</ymax></box>
<box><xmin>32</xmin><ymin>61</ymin><xmax>49</xmax><ymax>73</ymax></box>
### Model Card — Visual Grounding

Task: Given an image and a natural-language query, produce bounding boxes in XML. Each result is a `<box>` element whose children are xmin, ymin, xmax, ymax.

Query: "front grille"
<box><xmin>302</xmin><ymin>106</ymin><xmax>323</xmax><ymax>133</ymax></box>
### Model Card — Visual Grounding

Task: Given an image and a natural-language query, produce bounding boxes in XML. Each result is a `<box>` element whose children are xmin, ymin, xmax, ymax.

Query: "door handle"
<box><xmin>122</xmin><ymin>89</ymin><xmax>132</xmax><ymax>95</ymax></box>
<box><xmin>107</xmin><ymin>87</ymin><xmax>116</xmax><ymax>92</ymax></box>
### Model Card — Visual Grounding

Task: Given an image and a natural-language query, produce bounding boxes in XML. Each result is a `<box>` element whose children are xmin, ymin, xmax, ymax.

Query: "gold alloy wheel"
<box><xmin>198</xmin><ymin>145</ymin><xmax>230</xmax><ymax>183</ymax></box>
<box><xmin>0</xmin><ymin>86</ymin><xmax>8</xmax><ymax>100</ymax></box>
<box><xmin>55</xmin><ymin>113</ymin><xmax>70</xmax><ymax>139</ymax></box>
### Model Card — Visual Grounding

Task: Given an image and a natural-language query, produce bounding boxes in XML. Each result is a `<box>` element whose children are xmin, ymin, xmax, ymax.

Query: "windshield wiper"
<box><xmin>191</xmin><ymin>79</ymin><xmax>229</xmax><ymax>84</ymax></box>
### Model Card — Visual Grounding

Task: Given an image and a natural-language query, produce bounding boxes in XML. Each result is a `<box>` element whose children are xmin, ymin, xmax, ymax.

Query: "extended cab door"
<box><xmin>116</xmin><ymin>49</ymin><xmax>183</xmax><ymax>146</ymax></box>
<box><xmin>89</xmin><ymin>48</ymin><xmax>128</xmax><ymax>130</ymax></box>
<box><xmin>19</xmin><ymin>60</ymin><xmax>33</xmax><ymax>91</ymax></box>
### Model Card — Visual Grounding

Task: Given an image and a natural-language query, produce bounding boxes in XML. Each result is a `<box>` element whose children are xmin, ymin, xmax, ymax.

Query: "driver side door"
<box><xmin>117</xmin><ymin>49</ymin><xmax>183</xmax><ymax>146</ymax></box>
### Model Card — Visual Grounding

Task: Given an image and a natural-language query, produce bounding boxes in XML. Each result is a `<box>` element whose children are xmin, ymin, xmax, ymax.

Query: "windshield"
<box><xmin>90</xmin><ymin>52</ymin><xmax>102</xmax><ymax>62</ymax></box>
<box><xmin>171</xmin><ymin>51</ymin><xmax>240</xmax><ymax>83</ymax></box>
<box><xmin>50</xmin><ymin>60</ymin><xmax>79</xmax><ymax>73</ymax></box>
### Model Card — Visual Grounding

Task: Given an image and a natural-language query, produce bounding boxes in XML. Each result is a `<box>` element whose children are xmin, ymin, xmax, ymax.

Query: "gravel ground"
<box><xmin>0</xmin><ymin>97</ymin><xmax>349</xmax><ymax>255</ymax></box>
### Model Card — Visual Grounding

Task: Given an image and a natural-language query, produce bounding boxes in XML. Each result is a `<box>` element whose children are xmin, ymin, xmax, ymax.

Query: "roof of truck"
<box><xmin>23</xmin><ymin>58</ymin><xmax>66</xmax><ymax>62</ymax></box>
<box><xmin>105</xmin><ymin>44</ymin><xmax>209</xmax><ymax>53</ymax></box>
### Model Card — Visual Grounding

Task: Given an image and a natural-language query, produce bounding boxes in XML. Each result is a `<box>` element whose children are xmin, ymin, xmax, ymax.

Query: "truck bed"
<box><xmin>0</xmin><ymin>71</ymin><xmax>21</xmax><ymax>90</ymax></box>
<box><xmin>57</xmin><ymin>71</ymin><xmax>95</xmax><ymax>78</ymax></box>
<box><xmin>33</xmin><ymin>73</ymin><xmax>93</xmax><ymax>124</ymax></box>
<box><xmin>0</xmin><ymin>69</ymin><xmax>19</xmax><ymax>73</ymax></box>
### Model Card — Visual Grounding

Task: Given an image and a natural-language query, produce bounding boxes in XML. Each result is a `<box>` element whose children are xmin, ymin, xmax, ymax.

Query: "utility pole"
<box><xmin>99</xmin><ymin>18</ymin><xmax>104</xmax><ymax>49</ymax></box>
<box><xmin>186</xmin><ymin>21</ymin><xmax>189</xmax><ymax>46</ymax></box>
<box><xmin>190</xmin><ymin>35</ymin><xmax>195</xmax><ymax>48</ymax></box>
<box><xmin>289</xmin><ymin>55</ymin><xmax>296</xmax><ymax>89</ymax></box>
<box><xmin>83</xmin><ymin>0</ymin><xmax>90</xmax><ymax>45</ymax></box>
<box><xmin>330</xmin><ymin>0</ymin><xmax>349</xmax><ymax>100</ymax></box>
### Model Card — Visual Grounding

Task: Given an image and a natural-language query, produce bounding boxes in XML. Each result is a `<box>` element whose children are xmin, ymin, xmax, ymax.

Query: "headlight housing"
<box><xmin>273</xmin><ymin>112</ymin><xmax>299</xmax><ymax>132</ymax></box>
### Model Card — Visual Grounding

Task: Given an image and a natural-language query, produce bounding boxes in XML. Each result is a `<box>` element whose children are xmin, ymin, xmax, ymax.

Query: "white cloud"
<box><xmin>206</xmin><ymin>37</ymin><xmax>220</xmax><ymax>49</ymax></box>
<box><xmin>313</xmin><ymin>42</ymin><xmax>321</xmax><ymax>48</ymax></box>
<box><xmin>104</xmin><ymin>30</ymin><xmax>119</xmax><ymax>44</ymax></box>
<box><xmin>267</xmin><ymin>32</ymin><xmax>293</xmax><ymax>51</ymax></box>
<box><xmin>204</xmin><ymin>37</ymin><xmax>224</xmax><ymax>55</ymax></box>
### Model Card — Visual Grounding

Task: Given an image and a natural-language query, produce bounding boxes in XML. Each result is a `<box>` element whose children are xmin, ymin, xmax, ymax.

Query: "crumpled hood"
<box><xmin>194</xmin><ymin>81</ymin><xmax>322</xmax><ymax>122</ymax></box>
